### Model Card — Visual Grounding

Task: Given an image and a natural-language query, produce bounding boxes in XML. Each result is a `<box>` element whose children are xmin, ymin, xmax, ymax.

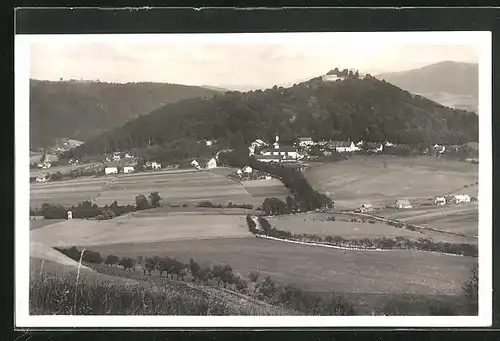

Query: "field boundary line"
<box><xmin>254</xmin><ymin>234</ymin><xmax>466</xmax><ymax>257</ymax></box>
<box><xmin>344</xmin><ymin>211</ymin><xmax>478</xmax><ymax>239</ymax></box>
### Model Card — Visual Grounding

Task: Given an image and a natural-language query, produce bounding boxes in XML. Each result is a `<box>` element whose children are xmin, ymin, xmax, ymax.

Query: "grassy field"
<box><xmin>30</xmin><ymin>168</ymin><xmax>264</xmax><ymax>209</ymax></box>
<box><xmin>30</xmin><ymin>209</ymin><xmax>253</xmax><ymax>248</ymax></box>
<box><xmin>378</xmin><ymin>204</ymin><xmax>478</xmax><ymax>238</ymax></box>
<box><xmin>85</xmin><ymin>237</ymin><xmax>475</xmax><ymax>296</ymax></box>
<box><xmin>29</xmin><ymin>219</ymin><xmax>66</xmax><ymax>230</ymax></box>
<box><xmin>29</xmin><ymin>162</ymin><xmax>99</xmax><ymax>178</ymax></box>
<box><xmin>267</xmin><ymin>213</ymin><xmax>426</xmax><ymax>240</ymax></box>
<box><xmin>241</xmin><ymin>179</ymin><xmax>291</xmax><ymax>204</ymax></box>
<box><xmin>305</xmin><ymin>155</ymin><xmax>478</xmax><ymax>209</ymax></box>
<box><xmin>30</xmin><ymin>176</ymin><xmax>110</xmax><ymax>208</ymax></box>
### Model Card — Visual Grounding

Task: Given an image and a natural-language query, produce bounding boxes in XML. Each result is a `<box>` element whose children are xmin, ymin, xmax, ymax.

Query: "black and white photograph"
<box><xmin>15</xmin><ymin>30</ymin><xmax>492</xmax><ymax>328</ymax></box>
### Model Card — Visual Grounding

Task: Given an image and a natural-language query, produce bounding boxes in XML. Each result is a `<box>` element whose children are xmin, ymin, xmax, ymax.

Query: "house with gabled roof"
<box><xmin>326</xmin><ymin>141</ymin><xmax>358</xmax><ymax>153</ymax></box>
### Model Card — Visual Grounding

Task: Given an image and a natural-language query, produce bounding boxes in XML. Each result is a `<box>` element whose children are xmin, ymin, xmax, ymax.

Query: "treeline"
<box><xmin>246</xmin><ymin>215</ymin><xmax>478</xmax><ymax>257</ymax></box>
<box><xmin>31</xmin><ymin>192</ymin><xmax>162</xmax><ymax>220</ymax></box>
<box><xmin>67</xmin><ymin>75</ymin><xmax>478</xmax><ymax>160</ymax></box>
<box><xmin>54</xmin><ymin>246</ymin><xmax>355</xmax><ymax>316</ymax></box>
<box><xmin>219</xmin><ymin>150</ymin><xmax>333</xmax><ymax>212</ymax></box>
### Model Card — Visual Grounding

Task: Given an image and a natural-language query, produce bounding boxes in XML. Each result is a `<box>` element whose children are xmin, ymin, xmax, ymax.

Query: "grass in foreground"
<box><xmin>30</xmin><ymin>271</ymin><xmax>242</xmax><ymax>315</ymax></box>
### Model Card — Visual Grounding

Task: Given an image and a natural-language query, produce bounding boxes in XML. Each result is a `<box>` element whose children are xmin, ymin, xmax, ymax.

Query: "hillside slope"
<box><xmin>376</xmin><ymin>61</ymin><xmax>478</xmax><ymax>113</ymax></box>
<box><xmin>29</xmin><ymin>80</ymin><xmax>219</xmax><ymax>148</ymax></box>
<box><xmin>68</xmin><ymin>73</ymin><xmax>478</xmax><ymax>160</ymax></box>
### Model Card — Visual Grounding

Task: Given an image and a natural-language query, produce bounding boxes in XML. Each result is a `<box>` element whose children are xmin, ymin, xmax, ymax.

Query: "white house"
<box><xmin>67</xmin><ymin>210</ymin><xmax>73</xmax><ymax>220</ymax></box>
<box><xmin>191</xmin><ymin>159</ymin><xmax>200</xmax><ymax>169</ymax></box>
<box><xmin>395</xmin><ymin>199</ymin><xmax>412</xmax><ymax>209</ymax></box>
<box><xmin>261</xmin><ymin>146</ymin><xmax>300</xmax><ymax>159</ymax></box>
<box><xmin>105</xmin><ymin>167</ymin><xmax>118</xmax><ymax>175</ymax></box>
<box><xmin>151</xmin><ymin>161</ymin><xmax>162</xmax><ymax>170</ymax></box>
<box><xmin>434</xmin><ymin>196</ymin><xmax>447</xmax><ymax>205</ymax></box>
<box><xmin>35</xmin><ymin>175</ymin><xmax>48</xmax><ymax>183</ymax></box>
<box><xmin>298</xmin><ymin>137</ymin><xmax>315</xmax><ymax>148</ymax></box>
<box><xmin>433</xmin><ymin>144</ymin><xmax>446</xmax><ymax>154</ymax></box>
<box><xmin>454</xmin><ymin>194</ymin><xmax>471</xmax><ymax>204</ymax></box>
<box><xmin>326</xmin><ymin>141</ymin><xmax>358</xmax><ymax>153</ymax></box>
<box><xmin>358</xmin><ymin>203</ymin><xmax>374</xmax><ymax>213</ymax></box>
<box><xmin>206</xmin><ymin>158</ymin><xmax>217</xmax><ymax>169</ymax></box>
<box><xmin>243</xmin><ymin>166</ymin><xmax>253</xmax><ymax>173</ymax></box>
<box><xmin>384</xmin><ymin>141</ymin><xmax>394</xmax><ymax>147</ymax></box>
<box><xmin>248</xmin><ymin>146</ymin><xmax>255</xmax><ymax>156</ymax></box>
<box><xmin>124</xmin><ymin>153</ymin><xmax>133</xmax><ymax>158</ymax></box>
<box><xmin>236</xmin><ymin>169</ymin><xmax>243</xmax><ymax>176</ymax></box>
<box><xmin>124</xmin><ymin>166</ymin><xmax>135</xmax><ymax>173</ymax></box>
<box><xmin>113</xmin><ymin>153</ymin><xmax>121</xmax><ymax>161</ymax></box>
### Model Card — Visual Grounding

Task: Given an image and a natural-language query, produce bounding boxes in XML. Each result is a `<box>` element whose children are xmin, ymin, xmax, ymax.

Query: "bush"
<box><xmin>104</xmin><ymin>254</ymin><xmax>120</xmax><ymax>267</ymax></box>
<box><xmin>197</xmin><ymin>201</ymin><xmax>215</xmax><ymax>208</ymax></box>
<box><xmin>135</xmin><ymin>194</ymin><xmax>151</xmax><ymax>210</ymax></box>
<box><xmin>149</xmin><ymin>192</ymin><xmax>162</xmax><ymax>207</ymax></box>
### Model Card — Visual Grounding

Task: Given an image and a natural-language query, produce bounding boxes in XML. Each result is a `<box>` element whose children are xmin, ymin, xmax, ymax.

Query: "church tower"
<box><xmin>274</xmin><ymin>134</ymin><xmax>280</xmax><ymax>149</ymax></box>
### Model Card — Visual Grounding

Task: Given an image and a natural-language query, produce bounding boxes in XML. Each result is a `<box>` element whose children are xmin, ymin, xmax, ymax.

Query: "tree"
<box><xmin>143</xmin><ymin>257</ymin><xmax>158</xmax><ymax>276</ymax></box>
<box><xmin>149</xmin><ymin>192</ymin><xmax>161</xmax><ymax>207</ymax></box>
<box><xmin>104</xmin><ymin>254</ymin><xmax>119</xmax><ymax>267</ymax></box>
<box><xmin>462</xmin><ymin>263</ymin><xmax>478</xmax><ymax>302</ymax></box>
<box><xmin>189</xmin><ymin>258</ymin><xmax>202</xmax><ymax>283</ymax></box>
<box><xmin>262</xmin><ymin>197</ymin><xmax>286</xmax><ymax>216</ymax></box>
<box><xmin>248</xmin><ymin>270</ymin><xmax>260</xmax><ymax>283</ymax></box>
<box><xmin>119</xmin><ymin>257</ymin><xmax>135</xmax><ymax>271</ymax></box>
<box><xmin>158</xmin><ymin>257</ymin><xmax>174</xmax><ymax>278</ymax></box>
<box><xmin>285</xmin><ymin>195</ymin><xmax>299</xmax><ymax>213</ymax></box>
<box><xmin>257</xmin><ymin>275</ymin><xmax>277</xmax><ymax>299</ymax></box>
<box><xmin>135</xmin><ymin>194</ymin><xmax>151</xmax><ymax>210</ymax></box>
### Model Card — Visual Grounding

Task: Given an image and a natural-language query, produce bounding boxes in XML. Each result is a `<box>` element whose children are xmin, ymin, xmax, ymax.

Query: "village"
<box><xmin>31</xmin><ymin>133</ymin><xmax>478</xmax><ymax>216</ymax></box>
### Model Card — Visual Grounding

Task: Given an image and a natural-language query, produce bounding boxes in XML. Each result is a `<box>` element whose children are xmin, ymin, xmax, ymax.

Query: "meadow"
<box><xmin>30</xmin><ymin>209</ymin><xmax>253</xmax><ymax>248</ymax></box>
<box><xmin>378</xmin><ymin>204</ymin><xmax>478</xmax><ymax>236</ymax></box>
<box><xmin>267</xmin><ymin>212</ymin><xmax>425</xmax><ymax>240</ymax></box>
<box><xmin>305</xmin><ymin>155</ymin><xmax>478</xmax><ymax>209</ymax></box>
<box><xmin>86</xmin><ymin>237</ymin><xmax>475</xmax><ymax>296</ymax></box>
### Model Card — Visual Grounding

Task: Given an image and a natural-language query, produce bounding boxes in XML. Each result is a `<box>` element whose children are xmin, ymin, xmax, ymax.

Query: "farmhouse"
<box><xmin>326</xmin><ymin>141</ymin><xmax>358</xmax><ymax>153</ymax></box>
<box><xmin>358</xmin><ymin>203</ymin><xmax>374</xmax><ymax>213</ymax></box>
<box><xmin>434</xmin><ymin>196</ymin><xmax>447</xmax><ymax>206</ymax></box>
<box><xmin>395</xmin><ymin>199</ymin><xmax>413</xmax><ymax>209</ymax></box>
<box><xmin>105</xmin><ymin>167</ymin><xmax>118</xmax><ymax>175</ymax></box>
<box><xmin>453</xmin><ymin>194</ymin><xmax>471</xmax><ymax>204</ymax></box>
<box><xmin>236</xmin><ymin>169</ymin><xmax>243</xmax><ymax>176</ymax></box>
<box><xmin>35</xmin><ymin>175</ymin><xmax>48</xmax><ymax>183</ymax></box>
<box><xmin>67</xmin><ymin>210</ymin><xmax>73</xmax><ymax>220</ymax></box>
<box><xmin>123</xmin><ymin>166</ymin><xmax>135</xmax><ymax>173</ymax></box>
<box><xmin>297</xmin><ymin>137</ymin><xmax>315</xmax><ymax>148</ymax></box>
<box><xmin>206</xmin><ymin>158</ymin><xmax>217</xmax><ymax>169</ymax></box>
<box><xmin>191</xmin><ymin>159</ymin><xmax>201</xmax><ymax>169</ymax></box>
<box><xmin>151</xmin><ymin>161</ymin><xmax>162</xmax><ymax>170</ymax></box>
<box><xmin>243</xmin><ymin>166</ymin><xmax>253</xmax><ymax>173</ymax></box>
<box><xmin>260</xmin><ymin>146</ymin><xmax>301</xmax><ymax>159</ymax></box>
<box><xmin>433</xmin><ymin>144</ymin><xmax>446</xmax><ymax>154</ymax></box>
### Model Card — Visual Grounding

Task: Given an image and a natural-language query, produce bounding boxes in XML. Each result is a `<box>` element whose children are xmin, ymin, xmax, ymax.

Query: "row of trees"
<box><xmin>33</xmin><ymin>192</ymin><xmax>162</xmax><ymax>220</ymax></box>
<box><xmin>246</xmin><ymin>215</ymin><xmax>478</xmax><ymax>257</ymax></box>
<box><xmin>219</xmin><ymin>150</ymin><xmax>333</xmax><ymax>212</ymax></box>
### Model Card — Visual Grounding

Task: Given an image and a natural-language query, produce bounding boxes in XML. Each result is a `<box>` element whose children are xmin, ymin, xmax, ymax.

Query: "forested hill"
<box><xmin>376</xmin><ymin>61</ymin><xmax>479</xmax><ymax>113</ymax></box>
<box><xmin>29</xmin><ymin>80</ymin><xmax>220</xmax><ymax>148</ymax></box>
<box><xmin>68</xmin><ymin>74</ymin><xmax>479</xmax><ymax>158</ymax></box>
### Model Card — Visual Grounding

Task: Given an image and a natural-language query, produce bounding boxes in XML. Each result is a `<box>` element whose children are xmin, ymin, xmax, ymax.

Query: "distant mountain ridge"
<box><xmin>29</xmin><ymin>80</ymin><xmax>220</xmax><ymax>148</ymax></box>
<box><xmin>376</xmin><ymin>61</ymin><xmax>478</xmax><ymax>113</ymax></box>
<box><xmin>67</xmin><ymin>72</ymin><xmax>478</xmax><ymax>161</ymax></box>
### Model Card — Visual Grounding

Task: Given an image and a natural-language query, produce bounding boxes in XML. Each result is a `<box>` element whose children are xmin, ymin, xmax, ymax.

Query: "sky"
<box><xmin>29</xmin><ymin>34</ymin><xmax>479</xmax><ymax>91</ymax></box>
